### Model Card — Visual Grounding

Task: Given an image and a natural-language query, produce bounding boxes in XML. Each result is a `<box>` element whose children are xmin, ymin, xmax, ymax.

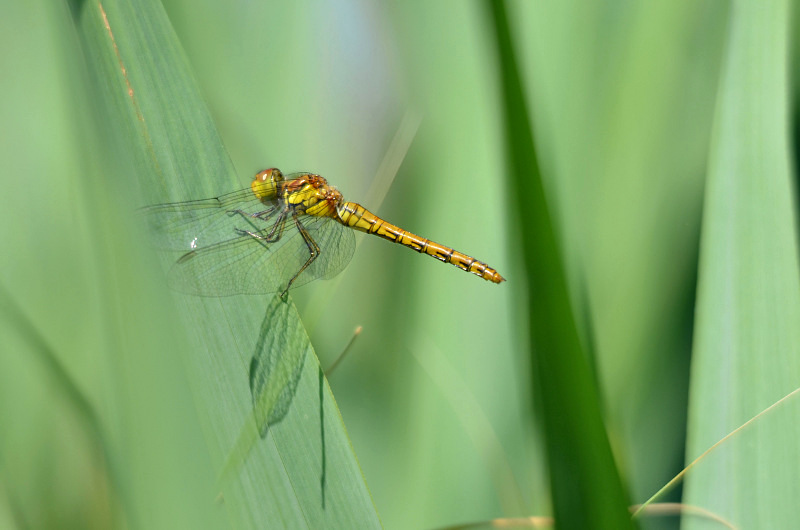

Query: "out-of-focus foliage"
<box><xmin>1</xmin><ymin>1</ymin><xmax>798</xmax><ymax>529</ymax></box>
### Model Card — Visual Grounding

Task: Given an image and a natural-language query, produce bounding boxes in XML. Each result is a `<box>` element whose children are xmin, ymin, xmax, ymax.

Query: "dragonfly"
<box><xmin>142</xmin><ymin>168</ymin><xmax>505</xmax><ymax>298</ymax></box>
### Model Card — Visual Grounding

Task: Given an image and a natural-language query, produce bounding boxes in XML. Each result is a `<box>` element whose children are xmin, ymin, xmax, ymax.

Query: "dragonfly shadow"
<box><xmin>249</xmin><ymin>295</ymin><xmax>308</xmax><ymax>436</ymax></box>
<box><xmin>248</xmin><ymin>296</ymin><xmax>328</xmax><ymax>509</ymax></box>
<box><xmin>219</xmin><ymin>295</ymin><xmax>320</xmax><ymax>491</ymax></box>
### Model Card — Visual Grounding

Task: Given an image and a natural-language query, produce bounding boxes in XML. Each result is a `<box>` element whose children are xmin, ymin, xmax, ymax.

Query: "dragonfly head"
<box><xmin>251</xmin><ymin>168</ymin><xmax>284</xmax><ymax>200</ymax></box>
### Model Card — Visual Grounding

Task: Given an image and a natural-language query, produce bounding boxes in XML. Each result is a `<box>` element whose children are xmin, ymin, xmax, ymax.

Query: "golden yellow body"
<box><xmin>336</xmin><ymin>202</ymin><xmax>504</xmax><ymax>283</ymax></box>
<box><xmin>249</xmin><ymin>168</ymin><xmax>504</xmax><ymax>286</ymax></box>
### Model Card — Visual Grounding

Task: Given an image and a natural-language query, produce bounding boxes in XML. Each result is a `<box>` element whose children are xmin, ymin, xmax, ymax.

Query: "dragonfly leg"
<box><xmin>279</xmin><ymin>211</ymin><xmax>320</xmax><ymax>299</ymax></box>
<box><xmin>263</xmin><ymin>210</ymin><xmax>288</xmax><ymax>241</ymax></box>
<box><xmin>227</xmin><ymin>206</ymin><xmax>277</xmax><ymax>221</ymax></box>
<box><xmin>234</xmin><ymin>211</ymin><xmax>288</xmax><ymax>243</ymax></box>
<box><xmin>228</xmin><ymin>207</ymin><xmax>279</xmax><ymax>238</ymax></box>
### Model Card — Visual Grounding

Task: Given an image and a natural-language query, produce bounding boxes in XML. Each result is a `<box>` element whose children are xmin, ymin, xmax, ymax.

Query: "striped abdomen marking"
<box><xmin>335</xmin><ymin>202</ymin><xmax>505</xmax><ymax>284</ymax></box>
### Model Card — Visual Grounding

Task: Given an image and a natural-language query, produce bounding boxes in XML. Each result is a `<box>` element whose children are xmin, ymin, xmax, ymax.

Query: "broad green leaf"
<box><xmin>684</xmin><ymin>0</ymin><xmax>800</xmax><ymax>528</ymax></box>
<box><xmin>63</xmin><ymin>0</ymin><xmax>380</xmax><ymax>528</ymax></box>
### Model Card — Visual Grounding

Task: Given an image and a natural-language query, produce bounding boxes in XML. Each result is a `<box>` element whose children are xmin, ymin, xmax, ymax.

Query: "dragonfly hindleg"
<box><xmin>279</xmin><ymin>211</ymin><xmax>321</xmax><ymax>299</ymax></box>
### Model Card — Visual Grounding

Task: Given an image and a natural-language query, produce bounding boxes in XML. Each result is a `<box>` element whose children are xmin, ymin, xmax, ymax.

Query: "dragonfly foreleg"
<box><xmin>279</xmin><ymin>211</ymin><xmax>320</xmax><ymax>300</ymax></box>
<box><xmin>234</xmin><ymin>210</ymin><xmax>288</xmax><ymax>243</ymax></box>
<box><xmin>227</xmin><ymin>206</ymin><xmax>277</xmax><ymax>222</ymax></box>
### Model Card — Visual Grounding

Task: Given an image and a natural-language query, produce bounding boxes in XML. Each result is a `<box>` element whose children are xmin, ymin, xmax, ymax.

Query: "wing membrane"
<box><xmin>139</xmin><ymin>188</ymin><xmax>273</xmax><ymax>251</ymax></box>
<box><xmin>167</xmin><ymin>213</ymin><xmax>356</xmax><ymax>296</ymax></box>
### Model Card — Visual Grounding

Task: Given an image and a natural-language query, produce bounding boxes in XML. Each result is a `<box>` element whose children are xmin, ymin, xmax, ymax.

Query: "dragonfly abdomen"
<box><xmin>336</xmin><ymin>202</ymin><xmax>505</xmax><ymax>284</ymax></box>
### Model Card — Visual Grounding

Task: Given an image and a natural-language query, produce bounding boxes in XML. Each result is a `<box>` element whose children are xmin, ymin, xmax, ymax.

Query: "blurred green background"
<box><xmin>2</xmin><ymin>1</ymin><xmax>799</xmax><ymax>529</ymax></box>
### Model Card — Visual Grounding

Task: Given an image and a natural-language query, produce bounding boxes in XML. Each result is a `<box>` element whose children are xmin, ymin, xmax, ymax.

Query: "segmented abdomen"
<box><xmin>335</xmin><ymin>202</ymin><xmax>505</xmax><ymax>284</ymax></box>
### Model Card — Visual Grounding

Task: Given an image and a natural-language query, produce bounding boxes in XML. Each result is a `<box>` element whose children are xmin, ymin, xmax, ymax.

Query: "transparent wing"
<box><xmin>139</xmin><ymin>188</ymin><xmax>275</xmax><ymax>251</ymax></box>
<box><xmin>167</xmin><ymin>213</ymin><xmax>356</xmax><ymax>296</ymax></box>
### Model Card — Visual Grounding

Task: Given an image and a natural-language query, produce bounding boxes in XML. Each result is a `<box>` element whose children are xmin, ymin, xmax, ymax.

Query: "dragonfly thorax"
<box><xmin>281</xmin><ymin>173</ymin><xmax>343</xmax><ymax>219</ymax></box>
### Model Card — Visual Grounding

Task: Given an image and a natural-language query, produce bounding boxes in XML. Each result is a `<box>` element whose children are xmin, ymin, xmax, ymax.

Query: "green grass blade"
<box><xmin>68</xmin><ymin>0</ymin><xmax>380</xmax><ymax>527</ymax></box>
<box><xmin>484</xmin><ymin>1</ymin><xmax>632</xmax><ymax>528</ymax></box>
<box><xmin>683</xmin><ymin>1</ymin><xmax>800</xmax><ymax>528</ymax></box>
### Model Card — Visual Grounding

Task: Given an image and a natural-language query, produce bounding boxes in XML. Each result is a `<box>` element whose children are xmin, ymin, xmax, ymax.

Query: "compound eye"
<box><xmin>255</xmin><ymin>168</ymin><xmax>271</xmax><ymax>182</ymax></box>
<box><xmin>255</xmin><ymin>168</ymin><xmax>281</xmax><ymax>182</ymax></box>
<box><xmin>252</xmin><ymin>168</ymin><xmax>282</xmax><ymax>199</ymax></box>
<box><xmin>267</xmin><ymin>168</ymin><xmax>283</xmax><ymax>181</ymax></box>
